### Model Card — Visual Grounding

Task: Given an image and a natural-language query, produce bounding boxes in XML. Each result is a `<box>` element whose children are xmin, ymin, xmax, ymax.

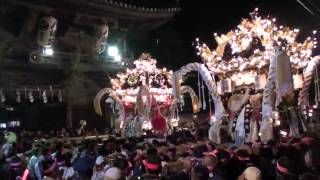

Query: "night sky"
<box><xmin>139</xmin><ymin>0</ymin><xmax>319</xmax><ymax>70</ymax></box>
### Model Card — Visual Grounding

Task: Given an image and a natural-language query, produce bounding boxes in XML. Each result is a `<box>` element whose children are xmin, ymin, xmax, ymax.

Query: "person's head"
<box><xmin>152</xmin><ymin>139</ymin><xmax>160</xmax><ymax>147</ymax></box>
<box><xmin>55</xmin><ymin>142</ymin><xmax>64</xmax><ymax>153</ymax></box>
<box><xmin>146</xmin><ymin>147</ymin><xmax>158</xmax><ymax>157</ymax></box>
<box><xmin>252</xmin><ymin>141</ymin><xmax>262</xmax><ymax>155</ymax></box>
<box><xmin>64</xmin><ymin>152</ymin><xmax>73</xmax><ymax>167</ymax></box>
<box><xmin>33</xmin><ymin>147</ymin><xmax>42</xmax><ymax>156</ymax></box>
<box><xmin>191</xmin><ymin>165</ymin><xmax>209</xmax><ymax>180</ymax></box>
<box><xmin>182</xmin><ymin>157</ymin><xmax>193</xmax><ymax>173</ymax></box>
<box><xmin>202</xmin><ymin>155</ymin><xmax>219</xmax><ymax>171</ymax></box>
<box><xmin>239</xmin><ymin>166</ymin><xmax>262</xmax><ymax>180</ymax></box>
<box><xmin>259</xmin><ymin>147</ymin><xmax>273</xmax><ymax>161</ymax></box>
<box><xmin>143</xmin><ymin>155</ymin><xmax>162</xmax><ymax>175</ymax></box>
<box><xmin>300</xmin><ymin>172</ymin><xmax>318</xmax><ymax>180</ymax></box>
<box><xmin>104</xmin><ymin>167</ymin><xmax>123</xmax><ymax>180</ymax></box>
<box><xmin>215</xmin><ymin>149</ymin><xmax>230</xmax><ymax>164</ymax></box>
<box><xmin>42</xmin><ymin>158</ymin><xmax>56</xmax><ymax>177</ymax></box>
<box><xmin>55</xmin><ymin>152</ymin><xmax>65</xmax><ymax>167</ymax></box>
<box><xmin>206</xmin><ymin>142</ymin><xmax>215</xmax><ymax>152</ymax></box>
<box><xmin>235</xmin><ymin>149</ymin><xmax>250</xmax><ymax>161</ymax></box>
<box><xmin>193</xmin><ymin>145</ymin><xmax>207</xmax><ymax>159</ymax></box>
<box><xmin>114</xmin><ymin>157</ymin><xmax>129</xmax><ymax>172</ymax></box>
<box><xmin>276</xmin><ymin>157</ymin><xmax>296</xmax><ymax>178</ymax></box>
<box><xmin>303</xmin><ymin>141</ymin><xmax>320</xmax><ymax>176</ymax></box>
<box><xmin>95</xmin><ymin>156</ymin><xmax>105</xmax><ymax>170</ymax></box>
<box><xmin>167</xmin><ymin>147</ymin><xmax>176</xmax><ymax>161</ymax></box>
<box><xmin>9</xmin><ymin>156</ymin><xmax>23</xmax><ymax>172</ymax></box>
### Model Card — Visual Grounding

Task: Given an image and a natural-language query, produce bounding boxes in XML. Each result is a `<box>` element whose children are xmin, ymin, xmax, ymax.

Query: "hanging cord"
<box><xmin>201</xmin><ymin>79</ymin><xmax>206</xmax><ymax>110</ymax></box>
<box><xmin>197</xmin><ymin>72</ymin><xmax>202</xmax><ymax>109</ymax></box>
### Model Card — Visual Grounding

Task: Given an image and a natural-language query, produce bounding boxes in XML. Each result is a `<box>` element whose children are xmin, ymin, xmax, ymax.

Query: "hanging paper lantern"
<box><xmin>0</xmin><ymin>89</ymin><xmax>5</xmax><ymax>103</ymax></box>
<box><xmin>293</xmin><ymin>74</ymin><xmax>303</xmax><ymax>89</ymax></box>
<box><xmin>42</xmin><ymin>91</ymin><xmax>48</xmax><ymax>103</ymax></box>
<box><xmin>28</xmin><ymin>91</ymin><xmax>34</xmax><ymax>103</ymax></box>
<box><xmin>58</xmin><ymin>90</ymin><xmax>63</xmax><ymax>102</ymax></box>
<box><xmin>217</xmin><ymin>79</ymin><xmax>232</xmax><ymax>94</ymax></box>
<box><xmin>255</xmin><ymin>75</ymin><xmax>267</xmax><ymax>90</ymax></box>
<box><xmin>16</xmin><ymin>91</ymin><xmax>21</xmax><ymax>103</ymax></box>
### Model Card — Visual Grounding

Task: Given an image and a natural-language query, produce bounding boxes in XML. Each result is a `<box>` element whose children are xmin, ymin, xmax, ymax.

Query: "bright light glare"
<box><xmin>108</xmin><ymin>46</ymin><xmax>119</xmax><ymax>57</ymax></box>
<box><xmin>43</xmin><ymin>48</ymin><xmax>53</xmax><ymax>56</ymax></box>
<box><xmin>114</xmin><ymin>55</ymin><xmax>121</xmax><ymax>62</ymax></box>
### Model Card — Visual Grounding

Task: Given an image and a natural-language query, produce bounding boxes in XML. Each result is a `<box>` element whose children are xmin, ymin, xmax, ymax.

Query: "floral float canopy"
<box><xmin>196</xmin><ymin>8</ymin><xmax>317</xmax><ymax>76</ymax></box>
<box><xmin>111</xmin><ymin>53</ymin><xmax>173</xmax><ymax>105</ymax></box>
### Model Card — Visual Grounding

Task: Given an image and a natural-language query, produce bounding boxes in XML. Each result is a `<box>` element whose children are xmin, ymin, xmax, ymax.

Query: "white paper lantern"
<box><xmin>293</xmin><ymin>74</ymin><xmax>303</xmax><ymax>89</ymax></box>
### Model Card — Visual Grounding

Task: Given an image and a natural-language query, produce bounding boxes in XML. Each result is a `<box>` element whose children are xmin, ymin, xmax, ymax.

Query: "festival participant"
<box><xmin>237</xmin><ymin>166</ymin><xmax>262</xmax><ymax>180</ymax></box>
<box><xmin>215</xmin><ymin>148</ymin><xmax>231</xmax><ymax>179</ymax></box>
<box><xmin>150</xmin><ymin>97</ymin><xmax>167</xmax><ymax>136</ymax></box>
<box><xmin>91</xmin><ymin>156</ymin><xmax>106</xmax><ymax>180</ymax></box>
<box><xmin>304</xmin><ymin>139</ymin><xmax>320</xmax><ymax>175</ymax></box>
<box><xmin>1</xmin><ymin>138</ymin><xmax>13</xmax><ymax>158</ymax></box>
<box><xmin>137</xmin><ymin>155</ymin><xmax>164</xmax><ymax>180</ymax></box>
<box><xmin>257</xmin><ymin>147</ymin><xmax>276</xmax><ymax>180</ymax></box>
<box><xmin>9</xmin><ymin>156</ymin><xmax>25</xmax><ymax>180</ymax></box>
<box><xmin>131</xmin><ymin>149</ymin><xmax>146</xmax><ymax>178</ymax></box>
<box><xmin>202</xmin><ymin>153</ymin><xmax>224</xmax><ymax>180</ymax></box>
<box><xmin>73</xmin><ymin>141</ymin><xmax>96</xmax><ymax>179</ymax></box>
<box><xmin>275</xmin><ymin>157</ymin><xmax>298</xmax><ymax>180</ymax></box>
<box><xmin>191</xmin><ymin>165</ymin><xmax>209</xmax><ymax>180</ymax></box>
<box><xmin>114</xmin><ymin>156</ymin><xmax>130</xmax><ymax>177</ymax></box>
<box><xmin>59</xmin><ymin>152</ymin><xmax>80</xmax><ymax>180</ymax></box>
<box><xmin>300</xmin><ymin>172</ymin><xmax>318</xmax><ymax>180</ymax></box>
<box><xmin>168</xmin><ymin>157</ymin><xmax>192</xmax><ymax>179</ymax></box>
<box><xmin>104</xmin><ymin>167</ymin><xmax>123</xmax><ymax>180</ymax></box>
<box><xmin>26</xmin><ymin>147</ymin><xmax>43</xmax><ymax>179</ymax></box>
<box><xmin>232</xmin><ymin>148</ymin><xmax>254</xmax><ymax>179</ymax></box>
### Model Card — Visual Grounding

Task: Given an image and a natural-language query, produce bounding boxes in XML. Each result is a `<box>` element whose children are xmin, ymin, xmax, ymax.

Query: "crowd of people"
<box><xmin>0</xmin><ymin>127</ymin><xmax>319</xmax><ymax>180</ymax></box>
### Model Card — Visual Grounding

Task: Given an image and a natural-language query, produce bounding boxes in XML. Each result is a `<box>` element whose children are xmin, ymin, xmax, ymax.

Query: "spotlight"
<box><xmin>107</xmin><ymin>46</ymin><xmax>119</xmax><ymax>57</ymax></box>
<box><xmin>43</xmin><ymin>47</ymin><xmax>53</xmax><ymax>56</ymax></box>
<box><xmin>114</xmin><ymin>55</ymin><xmax>121</xmax><ymax>62</ymax></box>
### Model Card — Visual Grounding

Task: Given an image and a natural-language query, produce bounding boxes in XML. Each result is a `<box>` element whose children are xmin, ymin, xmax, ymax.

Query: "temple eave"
<box><xmin>12</xmin><ymin>0</ymin><xmax>179</xmax><ymax>20</ymax></box>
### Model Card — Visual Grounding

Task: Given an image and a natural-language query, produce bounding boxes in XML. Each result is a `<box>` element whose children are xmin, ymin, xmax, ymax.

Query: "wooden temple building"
<box><xmin>0</xmin><ymin>0</ymin><xmax>180</xmax><ymax>130</ymax></box>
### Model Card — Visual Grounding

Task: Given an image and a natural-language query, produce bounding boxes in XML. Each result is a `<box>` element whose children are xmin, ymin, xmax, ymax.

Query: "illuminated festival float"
<box><xmin>94</xmin><ymin>53</ymin><xmax>199</xmax><ymax>137</ymax></box>
<box><xmin>172</xmin><ymin>9</ymin><xmax>319</xmax><ymax>143</ymax></box>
